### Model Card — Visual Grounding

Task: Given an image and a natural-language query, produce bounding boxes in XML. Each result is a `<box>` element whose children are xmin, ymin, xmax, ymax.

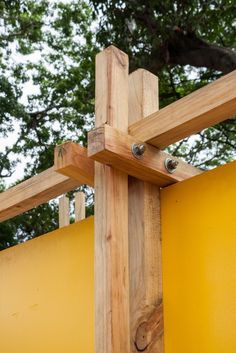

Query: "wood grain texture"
<box><xmin>75</xmin><ymin>192</ymin><xmax>85</xmax><ymax>222</ymax></box>
<box><xmin>135</xmin><ymin>303</ymin><xmax>163</xmax><ymax>352</ymax></box>
<box><xmin>0</xmin><ymin>167</ymin><xmax>80</xmax><ymax>222</ymax></box>
<box><xmin>128</xmin><ymin>69</ymin><xmax>159</xmax><ymax>125</ymax></box>
<box><xmin>54</xmin><ymin>141</ymin><xmax>94</xmax><ymax>187</ymax></box>
<box><xmin>129</xmin><ymin>70</ymin><xmax>236</xmax><ymax>148</ymax></box>
<box><xmin>128</xmin><ymin>69</ymin><xmax>164</xmax><ymax>353</ymax></box>
<box><xmin>59</xmin><ymin>195</ymin><xmax>70</xmax><ymax>228</ymax></box>
<box><xmin>88</xmin><ymin>124</ymin><xmax>202</xmax><ymax>187</ymax></box>
<box><xmin>94</xmin><ymin>45</ymin><xmax>130</xmax><ymax>353</ymax></box>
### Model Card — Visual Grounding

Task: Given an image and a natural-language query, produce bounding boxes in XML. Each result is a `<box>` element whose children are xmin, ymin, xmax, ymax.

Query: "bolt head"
<box><xmin>131</xmin><ymin>143</ymin><xmax>146</xmax><ymax>159</ymax></box>
<box><xmin>164</xmin><ymin>158</ymin><xmax>179</xmax><ymax>173</ymax></box>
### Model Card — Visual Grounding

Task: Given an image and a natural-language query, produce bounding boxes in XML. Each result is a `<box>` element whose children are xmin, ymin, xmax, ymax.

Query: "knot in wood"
<box><xmin>135</xmin><ymin>303</ymin><xmax>164</xmax><ymax>352</ymax></box>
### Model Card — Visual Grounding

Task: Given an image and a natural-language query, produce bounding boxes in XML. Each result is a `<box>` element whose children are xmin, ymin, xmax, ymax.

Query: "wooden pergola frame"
<box><xmin>0</xmin><ymin>45</ymin><xmax>235</xmax><ymax>353</ymax></box>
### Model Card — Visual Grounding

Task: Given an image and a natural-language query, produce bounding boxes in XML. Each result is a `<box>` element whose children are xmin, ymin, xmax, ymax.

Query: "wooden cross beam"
<box><xmin>129</xmin><ymin>70</ymin><xmax>236</xmax><ymax>149</ymax></box>
<box><xmin>54</xmin><ymin>141</ymin><xmax>94</xmax><ymax>186</ymax></box>
<box><xmin>88</xmin><ymin>124</ymin><xmax>201</xmax><ymax>187</ymax></box>
<box><xmin>0</xmin><ymin>144</ymin><xmax>94</xmax><ymax>223</ymax></box>
<box><xmin>0</xmin><ymin>167</ymin><xmax>80</xmax><ymax>222</ymax></box>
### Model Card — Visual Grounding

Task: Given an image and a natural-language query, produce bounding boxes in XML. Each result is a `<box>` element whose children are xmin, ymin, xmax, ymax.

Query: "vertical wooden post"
<box><xmin>95</xmin><ymin>46</ymin><xmax>130</xmax><ymax>353</ymax></box>
<box><xmin>128</xmin><ymin>69</ymin><xmax>164</xmax><ymax>352</ymax></box>
<box><xmin>75</xmin><ymin>192</ymin><xmax>85</xmax><ymax>222</ymax></box>
<box><xmin>59</xmin><ymin>195</ymin><xmax>70</xmax><ymax>228</ymax></box>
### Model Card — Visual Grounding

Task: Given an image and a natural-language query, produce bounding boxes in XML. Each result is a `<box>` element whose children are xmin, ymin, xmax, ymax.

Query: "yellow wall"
<box><xmin>1</xmin><ymin>161</ymin><xmax>236</xmax><ymax>353</ymax></box>
<box><xmin>0</xmin><ymin>217</ymin><xmax>94</xmax><ymax>353</ymax></box>
<box><xmin>161</xmin><ymin>161</ymin><xmax>236</xmax><ymax>353</ymax></box>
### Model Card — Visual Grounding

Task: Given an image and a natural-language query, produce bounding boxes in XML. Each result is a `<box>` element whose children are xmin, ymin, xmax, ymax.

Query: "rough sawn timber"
<box><xmin>128</xmin><ymin>69</ymin><xmax>164</xmax><ymax>353</ymax></box>
<box><xmin>94</xmin><ymin>45</ymin><xmax>130</xmax><ymax>353</ymax></box>
<box><xmin>54</xmin><ymin>141</ymin><xmax>94</xmax><ymax>187</ymax></box>
<box><xmin>88</xmin><ymin>124</ymin><xmax>202</xmax><ymax>187</ymax></box>
<box><xmin>0</xmin><ymin>167</ymin><xmax>80</xmax><ymax>222</ymax></box>
<box><xmin>129</xmin><ymin>70</ymin><xmax>236</xmax><ymax>148</ymax></box>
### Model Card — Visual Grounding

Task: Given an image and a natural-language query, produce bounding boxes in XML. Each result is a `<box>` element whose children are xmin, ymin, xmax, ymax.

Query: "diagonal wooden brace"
<box><xmin>88</xmin><ymin>124</ymin><xmax>202</xmax><ymax>187</ymax></box>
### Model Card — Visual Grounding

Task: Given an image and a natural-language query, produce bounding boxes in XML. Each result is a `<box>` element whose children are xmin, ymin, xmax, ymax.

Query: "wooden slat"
<box><xmin>88</xmin><ymin>124</ymin><xmax>202</xmax><ymax>187</ymax></box>
<box><xmin>129</xmin><ymin>70</ymin><xmax>236</xmax><ymax>148</ymax></box>
<box><xmin>75</xmin><ymin>192</ymin><xmax>85</xmax><ymax>222</ymax></box>
<box><xmin>54</xmin><ymin>142</ymin><xmax>94</xmax><ymax>187</ymax></box>
<box><xmin>59</xmin><ymin>195</ymin><xmax>70</xmax><ymax>228</ymax></box>
<box><xmin>94</xmin><ymin>46</ymin><xmax>130</xmax><ymax>353</ymax></box>
<box><xmin>0</xmin><ymin>167</ymin><xmax>80</xmax><ymax>222</ymax></box>
<box><xmin>128</xmin><ymin>69</ymin><xmax>164</xmax><ymax>353</ymax></box>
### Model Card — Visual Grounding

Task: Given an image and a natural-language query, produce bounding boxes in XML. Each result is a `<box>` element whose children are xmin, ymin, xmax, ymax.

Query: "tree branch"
<box><xmin>166</xmin><ymin>28</ymin><xmax>236</xmax><ymax>74</ymax></box>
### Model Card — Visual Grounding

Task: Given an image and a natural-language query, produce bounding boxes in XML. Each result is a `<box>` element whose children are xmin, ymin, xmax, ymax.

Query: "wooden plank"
<box><xmin>54</xmin><ymin>141</ymin><xmax>94</xmax><ymax>187</ymax></box>
<box><xmin>94</xmin><ymin>46</ymin><xmax>130</xmax><ymax>353</ymax></box>
<box><xmin>59</xmin><ymin>195</ymin><xmax>70</xmax><ymax>228</ymax></box>
<box><xmin>0</xmin><ymin>167</ymin><xmax>80</xmax><ymax>222</ymax></box>
<box><xmin>129</xmin><ymin>70</ymin><xmax>236</xmax><ymax>148</ymax></box>
<box><xmin>128</xmin><ymin>69</ymin><xmax>164</xmax><ymax>353</ymax></box>
<box><xmin>75</xmin><ymin>192</ymin><xmax>85</xmax><ymax>222</ymax></box>
<box><xmin>88</xmin><ymin>124</ymin><xmax>201</xmax><ymax>187</ymax></box>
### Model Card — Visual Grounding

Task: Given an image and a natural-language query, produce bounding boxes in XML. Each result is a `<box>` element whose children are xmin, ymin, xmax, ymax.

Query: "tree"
<box><xmin>93</xmin><ymin>0</ymin><xmax>236</xmax><ymax>74</ymax></box>
<box><xmin>92</xmin><ymin>0</ymin><xmax>236</xmax><ymax>166</ymax></box>
<box><xmin>0</xmin><ymin>0</ymin><xmax>235</xmax><ymax>249</ymax></box>
<box><xmin>0</xmin><ymin>0</ymin><xmax>98</xmax><ymax>249</ymax></box>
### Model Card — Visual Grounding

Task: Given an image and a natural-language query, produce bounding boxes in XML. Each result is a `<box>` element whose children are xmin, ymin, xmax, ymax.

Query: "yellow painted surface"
<box><xmin>161</xmin><ymin>161</ymin><xmax>236</xmax><ymax>353</ymax></box>
<box><xmin>0</xmin><ymin>217</ymin><xmax>94</xmax><ymax>353</ymax></box>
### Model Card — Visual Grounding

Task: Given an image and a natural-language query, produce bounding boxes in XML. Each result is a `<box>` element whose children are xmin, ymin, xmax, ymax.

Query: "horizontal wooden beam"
<box><xmin>88</xmin><ymin>124</ymin><xmax>201</xmax><ymax>187</ymax></box>
<box><xmin>0</xmin><ymin>167</ymin><xmax>80</xmax><ymax>222</ymax></box>
<box><xmin>54</xmin><ymin>142</ymin><xmax>94</xmax><ymax>187</ymax></box>
<box><xmin>129</xmin><ymin>70</ymin><xmax>236</xmax><ymax>148</ymax></box>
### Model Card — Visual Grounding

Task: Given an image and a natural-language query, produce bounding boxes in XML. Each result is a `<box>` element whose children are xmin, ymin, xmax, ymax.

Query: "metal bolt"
<box><xmin>131</xmin><ymin>143</ymin><xmax>146</xmax><ymax>159</ymax></box>
<box><xmin>164</xmin><ymin>158</ymin><xmax>179</xmax><ymax>173</ymax></box>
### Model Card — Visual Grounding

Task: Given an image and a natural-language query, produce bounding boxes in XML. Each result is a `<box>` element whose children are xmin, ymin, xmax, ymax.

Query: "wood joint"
<box><xmin>88</xmin><ymin>124</ymin><xmax>202</xmax><ymax>187</ymax></box>
<box><xmin>135</xmin><ymin>303</ymin><xmax>164</xmax><ymax>352</ymax></box>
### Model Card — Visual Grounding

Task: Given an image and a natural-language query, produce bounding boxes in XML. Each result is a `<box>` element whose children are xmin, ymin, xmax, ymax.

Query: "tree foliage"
<box><xmin>0</xmin><ymin>0</ymin><xmax>235</xmax><ymax>249</ymax></box>
<box><xmin>92</xmin><ymin>0</ymin><xmax>236</xmax><ymax>166</ymax></box>
<box><xmin>0</xmin><ymin>0</ymin><xmax>97</xmax><ymax>249</ymax></box>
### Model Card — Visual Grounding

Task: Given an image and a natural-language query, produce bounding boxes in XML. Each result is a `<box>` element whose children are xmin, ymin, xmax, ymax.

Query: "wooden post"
<box><xmin>95</xmin><ymin>46</ymin><xmax>130</xmax><ymax>353</ymax></box>
<box><xmin>59</xmin><ymin>195</ymin><xmax>70</xmax><ymax>228</ymax></box>
<box><xmin>128</xmin><ymin>69</ymin><xmax>164</xmax><ymax>352</ymax></box>
<box><xmin>75</xmin><ymin>192</ymin><xmax>85</xmax><ymax>222</ymax></box>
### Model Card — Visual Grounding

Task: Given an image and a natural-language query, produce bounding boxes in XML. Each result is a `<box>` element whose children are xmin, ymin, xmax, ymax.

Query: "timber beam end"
<box><xmin>54</xmin><ymin>141</ymin><xmax>94</xmax><ymax>187</ymax></box>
